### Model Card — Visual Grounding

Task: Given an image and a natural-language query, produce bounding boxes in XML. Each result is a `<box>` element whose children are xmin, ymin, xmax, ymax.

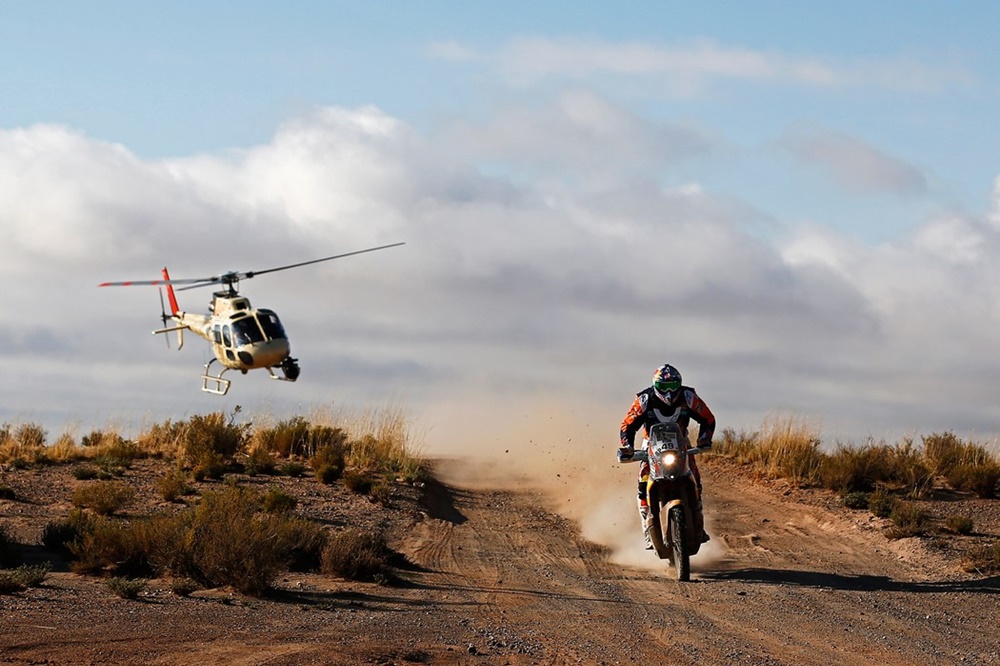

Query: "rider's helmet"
<box><xmin>652</xmin><ymin>364</ymin><xmax>682</xmax><ymax>403</ymax></box>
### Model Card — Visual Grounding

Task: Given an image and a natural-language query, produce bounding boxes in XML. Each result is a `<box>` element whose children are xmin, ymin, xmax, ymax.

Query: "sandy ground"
<box><xmin>1</xmin><ymin>451</ymin><xmax>998</xmax><ymax>665</ymax></box>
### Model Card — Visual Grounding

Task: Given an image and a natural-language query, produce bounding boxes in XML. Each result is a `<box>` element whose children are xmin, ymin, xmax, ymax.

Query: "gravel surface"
<box><xmin>1</xmin><ymin>455</ymin><xmax>998</xmax><ymax>665</ymax></box>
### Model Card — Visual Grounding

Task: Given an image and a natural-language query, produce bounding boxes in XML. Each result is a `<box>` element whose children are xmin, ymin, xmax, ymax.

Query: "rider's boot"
<box><xmin>638</xmin><ymin>500</ymin><xmax>652</xmax><ymax>550</ymax></box>
<box><xmin>697</xmin><ymin>484</ymin><xmax>710</xmax><ymax>543</ymax></box>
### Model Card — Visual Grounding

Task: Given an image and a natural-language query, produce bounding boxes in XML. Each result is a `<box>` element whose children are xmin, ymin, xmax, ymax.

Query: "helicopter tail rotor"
<box><xmin>158</xmin><ymin>288</ymin><xmax>171</xmax><ymax>349</ymax></box>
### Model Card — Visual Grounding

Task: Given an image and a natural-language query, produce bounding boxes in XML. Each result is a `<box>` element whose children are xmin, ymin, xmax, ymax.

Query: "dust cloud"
<box><xmin>418</xmin><ymin>395</ymin><xmax>726</xmax><ymax>573</ymax></box>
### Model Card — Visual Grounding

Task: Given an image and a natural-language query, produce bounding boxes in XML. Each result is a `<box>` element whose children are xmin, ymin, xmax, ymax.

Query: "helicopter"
<box><xmin>100</xmin><ymin>242</ymin><xmax>404</xmax><ymax>395</ymax></box>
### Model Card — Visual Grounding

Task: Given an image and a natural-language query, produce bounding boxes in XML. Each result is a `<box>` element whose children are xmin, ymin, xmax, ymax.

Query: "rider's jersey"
<box><xmin>620</xmin><ymin>385</ymin><xmax>716</xmax><ymax>449</ymax></box>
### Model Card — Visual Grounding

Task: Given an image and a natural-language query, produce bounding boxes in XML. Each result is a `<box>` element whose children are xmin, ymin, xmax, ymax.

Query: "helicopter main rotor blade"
<box><xmin>98</xmin><ymin>242</ymin><xmax>404</xmax><ymax>290</ymax></box>
<box><xmin>243</xmin><ymin>242</ymin><xmax>406</xmax><ymax>279</ymax></box>
<box><xmin>99</xmin><ymin>276</ymin><xmax>219</xmax><ymax>288</ymax></box>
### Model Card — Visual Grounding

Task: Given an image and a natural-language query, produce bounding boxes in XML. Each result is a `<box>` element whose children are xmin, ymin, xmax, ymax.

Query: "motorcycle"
<box><xmin>617</xmin><ymin>421</ymin><xmax>705</xmax><ymax>581</ymax></box>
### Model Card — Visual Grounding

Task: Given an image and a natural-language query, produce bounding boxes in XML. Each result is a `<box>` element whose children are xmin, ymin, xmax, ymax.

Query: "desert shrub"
<box><xmin>47</xmin><ymin>432</ymin><xmax>86</xmax><ymax>463</ymax></box>
<box><xmin>0</xmin><ymin>422</ymin><xmax>48</xmax><ymax>466</ymax></box>
<box><xmin>944</xmin><ymin>515</ymin><xmax>975</xmax><ymax>535</ymax></box>
<box><xmin>261</xmin><ymin>487</ymin><xmax>298</xmax><ymax>513</ymax></box>
<box><xmin>370</xmin><ymin>480</ymin><xmax>392</xmax><ymax>506</ymax></box>
<box><xmin>886</xmin><ymin>441</ymin><xmax>935</xmax><ymax>497</ymax></box>
<box><xmin>157</xmin><ymin>468</ymin><xmax>192</xmax><ymax>502</ymax></box>
<box><xmin>41</xmin><ymin>509</ymin><xmax>95</xmax><ymax>552</ymax></box>
<box><xmin>136</xmin><ymin>419</ymin><xmax>187</xmax><ymax>458</ymax></box>
<box><xmin>81</xmin><ymin>430</ymin><xmax>110</xmax><ymax>448</ymax></box>
<box><xmin>72</xmin><ymin>465</ymin><xmax>100</xmax><ymax>481</ymax></box>
<box><xmin>181</xmin><ymin>411</ymin><xmax>246</xmax><ymax>468</ymax></box>
<box><xmin>842</xmin><ymin>491</ymin><xmax>869</xmax><ymax>510</ymax></box>
<box><xmin>964</xmin><ymin>542</ymin><xmax>1000</xmax><ymax>575</ymax></box>
<box><xmin>314</xmin><ymin>464</ymin><xmax>341</xmax><ymax>485</ymax></box>
<box><xmin>15</xmin><ymin>423</ymin><xmax>47</xmax><ymax>448</ymax></box>
<box><xmin>105</xmin><ymin>576</ymin><xmax>147</xmax><ymax>599</ymax></box>
<box><xmin>343</xmin><ymin>469</ymin><xmax>374</xmax><ymax>495</ymax></box>
<box><xmin>713</xmin><ymin>427</ymin><xmax>759</xmax><ymax>461</ymax></box>
<box><xmin>244</xmin><ymin>446</ymin><xmax>277</xmax><ymax>476</ymax></box>
<box><xmin>251</xmin><ymin>416</ymin><xmax>312</xmax><ymax>458</ymax></box>
<box><xmin>0</xmin><ymin>524</ymin><xmax>21</xmax><ymax>567</ymax></box>
<box><xmin>820</xmin><ymin>445</ymin><xmax>894</xmax><ymax>494</ymax></box>
<box><xmin>308</xmin><ymin>425</ymin><xmax>349</xmax><ymax>460</ymax></box>
<box><xmin>71</xmin><ymin>481</ymin><xmax>136</xmax><ymax>516</ymax></box>
<box><xmin>946</xmin><ymin>463</ymin><xmax>1000</xmax><ymax>499</ymax></box>
<box><xmin>0</xmin><ymin>566</ymin><xmax>46</xmax><ymax>593</ymax></box>
<box><xmin>69</xmin><ymin>516</ymin><xmax>151</xmax><ymax>576</ymax></box>
<box><xmin>181</xmin><ymin>486</ymin><xmax>300</xmax><ymax>595</ymax></box>
<box><xmin>923</xmin><ymin>432</ymin><xmax>991</xmax><ymax>477</ymax></box>
<box><xmin>311</xmin><ymin>442</ymin><xmax>346</xmax><ymax>485</ymax></box>
<box><xmin>280</xmin><ymin>461</ymin><xmax>306</xmax><ymax>478</ymax></box>
<box><xmin>321</xmin><ymin>528</ymin><xmax>396</xmax><ymax>582</ymax></box>
<box><xmin>277</xmin><ymin>516</ymin><xmax>327</xmax><ymax>572</ymax></box>
<box><xmin>170</xmin><ymin>577</ymin><xmax>199</xmax><ymax>597</ymax></box>
<box><xmin>191</xmin><ymin>451</ymin><xmax>228</xmax><ymax>481</ymax></box>
<box><xmin>348</xmin><ymin>432</ymin><xmax>425</xmax><ymax>484</ymax></box>
<box><xmin>12</xmin><ymin>563</ymin><xmax>50</xmax><ymax>588</ymax></box>
<box><xmin>867</xmin><ymin>488</ymin><xmax>898</xmax><ymax>518</ymax></box>
<box><xmin>711</xmin><ymin>417</ymin><xmax>823</xmax><ymax>485</ymax></box>
<box><xmin>886</xmin><ymin>501</ymin><xmax>930</xmax><ymax>539</ymax></box>
<box><xmin>0</xmin><ymin>572</ymin><xmax>25</xmax><ymax>594</ymax></box>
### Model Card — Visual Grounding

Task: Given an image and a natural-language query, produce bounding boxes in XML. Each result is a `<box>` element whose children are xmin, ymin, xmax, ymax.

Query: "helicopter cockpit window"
<box><xmin>257</xmin><ymin>310</ymin><xmax>287</xmax><ymax>341</ymax></box>
<box><xmin>231</xmin><ymin>317</ymin><xmax>265</xmax><ymax>346</ymax></box>
<box><xmin>222</xmin><ymin>325</ymin><xmax>232</xmax><ymax>347</ymax></box>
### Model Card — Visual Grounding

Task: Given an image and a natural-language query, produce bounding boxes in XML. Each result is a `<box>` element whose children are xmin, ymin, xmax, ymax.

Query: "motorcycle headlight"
<box><xmin>661</xmin><ymin>451</ymin><xmax>678</xmax><ymax>467</ymax></box>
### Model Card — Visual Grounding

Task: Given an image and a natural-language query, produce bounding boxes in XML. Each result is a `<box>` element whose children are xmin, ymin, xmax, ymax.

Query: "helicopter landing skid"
<box><xmin>201</xmin><ymin>360</ymin><xmax>232</xmax><ymax>396</ymax></box>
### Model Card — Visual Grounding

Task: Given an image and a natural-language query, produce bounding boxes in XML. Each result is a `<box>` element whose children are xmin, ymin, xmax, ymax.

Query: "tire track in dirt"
<box><xmin>394</xmin><ymin>456</ymin><xmax>1000</xmax><ymax>665</ymax></box>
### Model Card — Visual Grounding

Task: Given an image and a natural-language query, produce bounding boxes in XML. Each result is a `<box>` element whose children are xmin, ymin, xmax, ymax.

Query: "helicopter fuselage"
<box><xmin>172</xmin><ymin>294</ymin><xmax>291</xmax><ymax>372</ymax></box>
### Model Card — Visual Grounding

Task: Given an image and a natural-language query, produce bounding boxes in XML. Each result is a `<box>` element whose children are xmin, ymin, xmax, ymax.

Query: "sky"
<box><xmin>3</xmin><ymin>1</ymin><xmax>1000</xmax><ymax>450</ymax></box>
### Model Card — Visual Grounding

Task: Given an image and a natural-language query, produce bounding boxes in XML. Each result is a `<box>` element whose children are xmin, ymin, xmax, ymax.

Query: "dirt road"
<box><xmin>2</xmin><ymin>457</ymin><xmax>998</xmax><ymax>665</ymax></box>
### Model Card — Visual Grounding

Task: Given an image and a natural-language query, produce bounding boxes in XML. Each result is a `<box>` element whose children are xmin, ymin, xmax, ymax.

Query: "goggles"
<box><xmin>654</xmin><ymin>380</ymin><xmax>681</xmax><ymax>394</ymax></box>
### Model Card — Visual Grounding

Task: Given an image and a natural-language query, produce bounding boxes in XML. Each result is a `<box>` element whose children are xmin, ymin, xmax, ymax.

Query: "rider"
<box><xmin>619</xmin><ymin>363</ymin><xmax>715</xmax><ymax>548</ymax></box>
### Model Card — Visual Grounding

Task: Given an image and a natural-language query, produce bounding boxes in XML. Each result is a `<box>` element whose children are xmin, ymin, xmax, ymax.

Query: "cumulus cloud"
<box><xmin>776</xmin><ymin>127</ymin><xmax>928</xmax><ymax>196</ymax></box>
<box><xmin>1</xmin><ymin>100</ymin><xmax>999</xmax><ymax>444</ymax></box>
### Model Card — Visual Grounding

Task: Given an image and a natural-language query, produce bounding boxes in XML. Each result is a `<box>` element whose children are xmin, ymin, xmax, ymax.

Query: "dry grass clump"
<box><xmin>321</xmin><ymin>528</ymin><xmax>397</xmax><ymax>583</ymax></box>
<box><xmin>105</xmin><ymin>576</ymin><xmax>147</xmax><ymax>599</ymax></box>
<box><xmin>310</xmin><ymin>437</ymin><xmax>347</xmax><ymax>485</ymax></box>
<box><xmin>946</xmin><ymin>463</ymin><xmax>1000</xmax><ymax>499</ymax></box>
<box><xmin>0</xmin><ymin>563</ymin><xmax>50</xmax><ymax>593</ymax></box>
<box><xmin>820</xmin><ymin>441</ymin><xmax>933</xmax><ymax>497</ymax></box>
<box><xmin>261</xmin><ymin>487</ymin><xmax>298</xmax><ymax>513</ymax></box>
<box><xmin>886</xmin><ymin>501</ymin><xmax>931</xmax><ymax>539</ymax></box>
<box><xmin>715</xmin><ymin>417</ymin><xmax>823</xmax><ymax>484</ymax></box>
<box><xmin>0</xmin><ymin>422</ymin><xmax>49</xmax><ymax>467</ymax></box>
<box><xmin>66</xmin><ymin>484</ymin><xmax>328</xmax><ymax>595</ymax></box>
<box><xmin>41</xmin><ymin>509</ymin><xmax>94</xmax><ymax>553</ymax></box>
<box><xmin>964</xmin><ymin>542</ymin><xmax>1000</xmax><ymax>575</ymax></box>
<box><xmin>718</xmin><ymin>420</ymin><xmax>997</xmax><ymax>502</ymax></box>
<box><xmin>944</xmin><ymin>515</ymin><xmax>975</xmax><ymax>535</ymax></box>
<box><xmin>157</xmin><ymin>468</ymin><xmax>192</xmax><ymax>502</ymax></box>
<box><xmin>71</xmin><ymin>481</ymin><xmax>136</xmax><ymax>516</ymax></box>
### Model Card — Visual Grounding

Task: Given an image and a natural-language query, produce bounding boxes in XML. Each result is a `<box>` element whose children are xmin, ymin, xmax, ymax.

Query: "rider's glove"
<box><xmin>617</xmin><ymin>446</ymin><xmax>634</xmax><ymax>462</ymax></box>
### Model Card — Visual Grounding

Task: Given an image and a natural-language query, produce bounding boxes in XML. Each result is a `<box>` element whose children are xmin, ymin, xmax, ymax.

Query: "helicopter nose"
<box><xmin>242</xmin><ymin>339</ymin><xmax>290</xmax><ymax>369</ymax></box>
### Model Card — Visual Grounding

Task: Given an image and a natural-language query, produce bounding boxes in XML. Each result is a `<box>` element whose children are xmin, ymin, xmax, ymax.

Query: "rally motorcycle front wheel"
<box><xmin>667</xmin><ymin>504</ymin><xmax>690</xmax><ymax>582</ymax></box>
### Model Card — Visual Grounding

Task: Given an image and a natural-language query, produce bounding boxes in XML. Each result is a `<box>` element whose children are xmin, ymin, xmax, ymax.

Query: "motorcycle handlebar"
<box><xmin>616</xmin><ymin>446</ymin><xmax>706</xmax><ymax>463</ymax></box>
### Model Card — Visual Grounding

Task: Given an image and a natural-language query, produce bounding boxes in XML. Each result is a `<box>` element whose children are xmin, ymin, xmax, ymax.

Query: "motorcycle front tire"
<box><xmin>668</xmin><ymin>504</ymin><xmax>690</xmax><ymax>582</ymax></box>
